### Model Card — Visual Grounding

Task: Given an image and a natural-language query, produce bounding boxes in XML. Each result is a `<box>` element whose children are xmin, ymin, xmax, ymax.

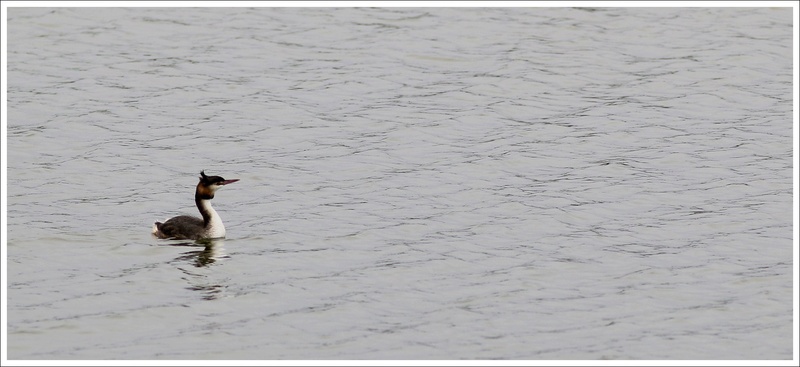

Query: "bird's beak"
<box><xmin>221</xmin><ymin>179</ymin><xmax>239</xmax><ymax>185</ymax></box>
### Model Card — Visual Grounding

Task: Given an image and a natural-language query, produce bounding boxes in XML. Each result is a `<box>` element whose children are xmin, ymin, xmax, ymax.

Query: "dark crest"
<box><xmin>199</xmin><ymin>170</ymin><xmax>226</xmax><ymax>185</ymax></box>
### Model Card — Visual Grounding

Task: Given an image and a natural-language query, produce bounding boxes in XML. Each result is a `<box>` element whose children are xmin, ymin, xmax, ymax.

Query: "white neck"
<box><xmin>197</xmin><ymin>199</ymin><xmax>226</xmax><ymax>238</ymax></box>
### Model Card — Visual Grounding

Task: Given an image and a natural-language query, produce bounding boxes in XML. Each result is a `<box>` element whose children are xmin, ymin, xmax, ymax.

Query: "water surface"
<box><xmin>5</xmin><ymin>6</ymin><xmax>795</xmax><ymax>360</ymax></box>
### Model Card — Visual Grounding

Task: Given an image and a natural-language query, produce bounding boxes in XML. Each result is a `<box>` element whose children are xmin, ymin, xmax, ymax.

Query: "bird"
<box><xmin>152</xmin><ymin>171</ymin><xmax>239</xmax><ymax>240</ymax></box>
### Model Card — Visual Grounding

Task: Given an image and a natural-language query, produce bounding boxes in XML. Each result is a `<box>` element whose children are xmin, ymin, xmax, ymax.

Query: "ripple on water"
<box><xmin>5</xmin><ymin>6</ymin><xmax>794</xmax><ymax>360</ymax></box>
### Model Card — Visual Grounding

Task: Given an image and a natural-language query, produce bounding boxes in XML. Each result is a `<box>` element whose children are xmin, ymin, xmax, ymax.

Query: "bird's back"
<box><xmin>153</xmin><ymin>215</ymin><xmax>205</xmax><ymax>240</ymax></box>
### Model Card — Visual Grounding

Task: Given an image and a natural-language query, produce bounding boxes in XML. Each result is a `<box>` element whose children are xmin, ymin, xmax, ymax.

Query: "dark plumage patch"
<box><xmin>154</xmin><ymin>216</ymin><xmax>205</xmax><ymax>240</ymax></box>
<box><xmin>199</xmin><ymin>170</ymin><xmax>227</xmax><ymax>186</ymax></box>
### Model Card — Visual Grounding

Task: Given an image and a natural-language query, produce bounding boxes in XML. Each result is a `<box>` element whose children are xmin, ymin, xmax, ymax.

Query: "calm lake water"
<box><xmin>4</xmin><ymin>6</ymin><xmax>796</xmax><ymax>361</ymax></box>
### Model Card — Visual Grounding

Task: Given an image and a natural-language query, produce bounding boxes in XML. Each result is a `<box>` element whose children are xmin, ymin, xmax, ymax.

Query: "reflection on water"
<box><xmin>168</xmin><ymin>239</ymin><xmax>228</xmax><ymax>300</ymax></box>
<box><xmin>166</xmin><ymin>238</ymin><xmax>228</xmax><ymax>268</ymax></box>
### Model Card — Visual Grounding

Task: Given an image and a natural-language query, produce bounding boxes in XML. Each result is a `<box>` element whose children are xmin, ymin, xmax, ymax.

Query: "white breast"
<box><xmin>198</xmin><ymin>199</ymin><xmax>227</xmax><ymax>239</ymax></box>
<box><xmin>205</xmin><ymin>217</ymin><xmax>226</xmax><ymax>238</ymax></box>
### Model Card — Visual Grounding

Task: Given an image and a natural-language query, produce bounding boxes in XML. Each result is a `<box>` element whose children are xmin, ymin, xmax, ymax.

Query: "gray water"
<box><xmin>4</xmin><ymin>6</ymin><xmax>795</xmax><ymax>360</ymax></box>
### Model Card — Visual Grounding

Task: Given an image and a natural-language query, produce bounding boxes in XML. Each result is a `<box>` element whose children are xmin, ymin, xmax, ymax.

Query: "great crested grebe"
<box><xmin>152</xmin><ymin>171</ymin><xmax>239</xmax><ymax>240</ymax></box>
